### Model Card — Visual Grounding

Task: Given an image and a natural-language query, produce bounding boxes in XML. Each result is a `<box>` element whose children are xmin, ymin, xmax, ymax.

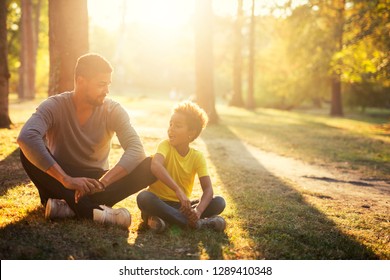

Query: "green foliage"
<box><xmin>244</xmin><ymin>0</ymin><xmax>389</xmax><ymax>110</ymax></box>
<box><xmin>336</xmin><ymin>0</ymin><xmax>389</xmax><ymax>86</ymax></box>
<box><xmin>345</xmin><ymin>80</ymin><xmax>390</xmax><ymax>111</ymax></box>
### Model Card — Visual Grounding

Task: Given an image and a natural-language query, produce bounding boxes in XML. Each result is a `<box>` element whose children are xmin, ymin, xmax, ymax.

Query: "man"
<box><xmin>17</xmin><ymin>53</ymin><xmax>155</xmax><ymax>228</ymax></box>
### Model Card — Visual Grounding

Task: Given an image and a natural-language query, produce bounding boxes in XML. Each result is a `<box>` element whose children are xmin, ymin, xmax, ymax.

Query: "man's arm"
<box><xmin>17</xmin><ymin>102</ymin><xmax>57</xmax><ymax>172</ymax></box>
<box><xmin>74</xmin><ymin>163</ymin><xmax>130</xmax><ymax>203</ymax></box>
<box><xmin>18</xmin><ymin>100</ymin><xmax>103</xmax><ymax>202</ymax></box>
<box><xmin>47</xmin><ymin>162</ymin><xmax>103</xmax><ymax>193</ymax></box>
<box><xmin>98</xmin><ymin>164</ymin><xmax>127</xmax><ymax>188</ymax></box>
<box><xmin>106</xmin><ymin>104</ymin><xmax>146</xmax><ymax>186</ymax></box>
<box><xmin>74</xmin><ymin>103</ymin><xmax>146</xmax><ymax>199</ymax></box>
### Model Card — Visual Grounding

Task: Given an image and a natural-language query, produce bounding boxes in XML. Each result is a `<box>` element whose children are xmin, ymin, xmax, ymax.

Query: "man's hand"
<box><xmin>74</xmin><ymin>186</ymin><xmax>105</xmax><ymax>203</ymax></box>
<box><xmin>45</xmin><ymin>163</ymin><xmax>105</xmax><ymax>203</ymax></box>
<box><xmin>62</xmin><ymin>177</ymin><xmax>104</xmax><ymax>203</ymax></box>
<box><xmin>63</xmin><ymin>176</ymin><xmax>103</xmax><ymax>192</ymax></box>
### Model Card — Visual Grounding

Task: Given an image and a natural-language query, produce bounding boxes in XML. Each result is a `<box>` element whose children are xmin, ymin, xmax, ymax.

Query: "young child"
<box><xmin>137</xmin><ymin>101</ymin><xmax>226</xmax><ymax>232</ymax></box>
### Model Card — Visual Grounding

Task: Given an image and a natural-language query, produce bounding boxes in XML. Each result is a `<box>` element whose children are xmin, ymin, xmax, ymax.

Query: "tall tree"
<box><xmin>246</xmin><ymin>0</ymin><xmax>256</xmax><ymax>109</ymax></box>
<box><xmin>0</xmin><ymin>0</ymin><xmax>11</xmax><ymax>128</ymax></box>
<box><xmin>48</xmin><ymin>0</ymin><xmax>88</xmax><ymax>96</ymax></box>
<box><xmin>229</xmin><ymin>0</ymin><xmax>244</xmax><ymax>107</ymax></box>
<box><xmin>194</xmin><ymin>0</ymin><xmax>218</xmax><ymax>123</ymax></box>
<box><xmin>330</xmin><ymin>0</ymin><xmax>345</xmax><ymax>116</ymax></box>
<box><xmin>19</xmin><ymin>0</ymin><xmax>39</xmax><ymax>100</ymax></box>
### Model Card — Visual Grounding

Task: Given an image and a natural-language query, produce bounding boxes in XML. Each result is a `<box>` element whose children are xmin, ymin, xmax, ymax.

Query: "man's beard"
<box><xmin>87</xmin><ymin>94</ymin><xmax>106</xmax><ymax>107</ymax></box>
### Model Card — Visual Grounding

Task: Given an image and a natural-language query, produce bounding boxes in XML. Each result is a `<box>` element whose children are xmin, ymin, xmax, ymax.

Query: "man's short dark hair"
<box><xmin>74</xmin><ymin>53</ymin><xmax>113</xmax><ymax>80</ymax></box>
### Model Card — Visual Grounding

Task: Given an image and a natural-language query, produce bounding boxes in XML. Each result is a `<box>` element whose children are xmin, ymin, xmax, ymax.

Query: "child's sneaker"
<box><xmin>93</xmin><ymin>205</ymin><xmax>131</xmax><ymax>229</ymax></box>
<box><xmin>45</xmin><ymin>198</ymin><xmax>76</xmax><ymax>219</ymax></box>
<box><xmin>196</xmin><ymin>216</ymin><xmax>226</xmax><ymax>232</ymax></box>
<box><xmin>147</xmin><ymin>216</ymin><xmax>166</xmax><ymax>233</ymax></box>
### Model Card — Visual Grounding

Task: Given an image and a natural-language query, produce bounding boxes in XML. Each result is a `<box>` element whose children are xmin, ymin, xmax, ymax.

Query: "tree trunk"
<box><xmin>229</xmin><ymin>0</ymin><xmax>244</xmax><ymax>107</ymax></box>
<box><xmin>330</xmin><ymin>76</ymin><xmax>343</xmax><ymax>116</ymax></box>
<box><xmin>48</xmin><ymin>0</ymin><xmax>89</xmax><ymax>96</ymax></box>
<box><xmin>33</xmin><ymin>0</ymin><xmax>41</xmax><ymax>85</ymax></box>
<box><xmin>330</xmin><ymin>0</ymin><xmax>345</xmax><ymax>116</ymax></box>
<box><xmin>194</xmin><ymin>0</ymin><xmax>218</xmax><ymax>124</ymax></box>
<box><xmin>19</xmin><ymin>0</ymin><xmax>36</xmax><ymax>100</ymax></box>
<box><xmin>246</xmin><ymin>0</ymin><xmax>256</xmax><ymax>110</ymax></box>
<box><xmin>0</xmin><ymin>0</ymin><xmax>12</xmax><ymax>128</ymax></box>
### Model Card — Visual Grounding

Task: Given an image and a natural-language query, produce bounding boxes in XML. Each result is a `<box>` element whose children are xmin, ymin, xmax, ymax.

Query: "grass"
<box><xmin>0</xmin><ymin>95</ymin><xmax>389</xmax><ymax>259</ymax></box>
<box><xmin>219</xmin><ymin>106</ymin><xmax>390</xmax><ymax>179</ymax></box>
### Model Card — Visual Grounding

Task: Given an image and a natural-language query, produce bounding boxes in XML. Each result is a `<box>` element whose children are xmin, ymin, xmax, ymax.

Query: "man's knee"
<box><xmin>131</xmin><ymin>157</ymin><xmax>157</xmax><ymax>184</ymax></box>
<box><xmin>19</xmin><ymin>149</ymin><xmax>28</xmax><ymax>166</ymax></box>
<box><xmin>137</xmin><ymin>156</ymin><xmax>153</xmax><ymax>172</ymax></box>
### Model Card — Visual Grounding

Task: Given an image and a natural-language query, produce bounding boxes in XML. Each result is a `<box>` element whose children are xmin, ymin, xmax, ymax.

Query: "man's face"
<box><xmin>82</xmin><ymin>73</ymin><xmax>112</xmax><ymax>106</ymax></box>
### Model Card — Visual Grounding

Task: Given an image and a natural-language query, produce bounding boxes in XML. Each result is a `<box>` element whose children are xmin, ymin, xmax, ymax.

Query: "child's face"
<box><xmin>168</xmin><ymin>112</ymin><xmax>194</xmax><ymax>148</ymax></box>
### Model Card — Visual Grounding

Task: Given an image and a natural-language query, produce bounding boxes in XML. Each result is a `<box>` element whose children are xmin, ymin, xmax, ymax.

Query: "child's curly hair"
<box><xmin>173</xmin><ymin>101</ymin><xmax>208</xmax><ymax>141</ymax></box>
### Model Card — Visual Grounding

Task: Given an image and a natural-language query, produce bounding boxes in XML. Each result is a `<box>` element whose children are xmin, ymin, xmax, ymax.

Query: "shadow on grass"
<box><xmin>0</xmin><ymin>207</ymin><xmax>133</xmax><ymax>259</ymax></box>
<box><xmin>0</xmin><ymin>148</ymin><xmax>30</xmax><ymax>195</ymax></box>
<box><xmin>0</xmin><ymin>205</ymin><xmax>229</xmax><ymax>259</ymax></box>
<box><xmin>131</xmin><ymin>223</ymin><xmax>229</xmax><ymax>260</ymax></box>
<box><xmin>201</xmin><ymin>123</ymin><xmax>378</xmax><ymax>259</ymax></box>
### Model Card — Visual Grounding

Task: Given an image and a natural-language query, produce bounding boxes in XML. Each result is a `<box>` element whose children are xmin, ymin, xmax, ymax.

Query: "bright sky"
<box><xmin>87</xmin><ymin>0</ymin><xmax>307</xmax><ymax>31</ymax></box>
<box><xmin>88</xmin><ymin>0</ymin><xmax>194</xmax><ymax>31</ymax></box>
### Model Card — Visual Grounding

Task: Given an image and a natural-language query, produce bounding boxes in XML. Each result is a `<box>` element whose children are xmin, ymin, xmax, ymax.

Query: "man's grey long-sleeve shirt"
<box><xmin>18</xmin><ymin>92</ymin><xmax>146</xmax><ymax>174</ymax></box>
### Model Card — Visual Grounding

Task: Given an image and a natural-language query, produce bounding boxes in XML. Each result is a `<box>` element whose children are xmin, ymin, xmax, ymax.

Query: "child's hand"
<box><xmin>180</xmin><ymin>206</ymin><xmax>199</xmax><ymax>228</ymax></box>
<box><xmin>176</xmin><ymin>189</ymin><xmax>191</xmax><ymax>210</ymax></box>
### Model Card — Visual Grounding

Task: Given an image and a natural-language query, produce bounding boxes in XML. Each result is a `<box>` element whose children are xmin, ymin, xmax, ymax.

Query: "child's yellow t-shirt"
<box><xmin>148</xmin><ymin>139</ymin><xmax>209</xmax><ymax>202</ymax></box>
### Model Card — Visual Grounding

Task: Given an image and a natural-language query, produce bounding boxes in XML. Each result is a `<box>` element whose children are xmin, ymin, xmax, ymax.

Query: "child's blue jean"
<box><xmin>136</xmin><ymin>190</ymin><xmax>226</xmax><ymax>227</ymax></box>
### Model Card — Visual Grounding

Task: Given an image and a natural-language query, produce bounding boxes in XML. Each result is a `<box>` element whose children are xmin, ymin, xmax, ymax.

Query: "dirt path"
<box><xmin>246</xmin><ymin>141</ymin><xmax>389</xmax><ymax>194</ymax></box>
<box><xmin>206</xmin><ymin>137</ymin><xmax>390</xmax><ymax>213</ymax></box>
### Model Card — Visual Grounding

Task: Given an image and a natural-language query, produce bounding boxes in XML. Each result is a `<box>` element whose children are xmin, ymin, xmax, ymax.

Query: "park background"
<box><xmin>0</xmin><ymin>0</ymin><xmax>389</xmax><ymax>260</ymax></box>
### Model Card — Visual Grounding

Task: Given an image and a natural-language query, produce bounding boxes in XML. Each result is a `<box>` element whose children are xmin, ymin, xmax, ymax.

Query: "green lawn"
<box><xmin>0</xmin><ymin>96</ymin><xmax>389</xmax><ymax>259</ymax></box>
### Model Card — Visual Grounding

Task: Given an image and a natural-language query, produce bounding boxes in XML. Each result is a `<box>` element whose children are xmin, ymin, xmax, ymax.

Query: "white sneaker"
<box><xmin>147</xmin><ymin>216</ymin><xmax>166</xmax><ymax>233</ymax></box>
<box><xmin>196</xmin><ymin>216</ymin><xmax>226</xmax><ymax>232</ymax></box>
<box><xmin>93</xmin><ymin>205</ymin><xmax>131</xmax><ymax>229</ymax></box>
<box><xmin>45</xmin><ymin>198</ymin><xmax>75</xmax><ymax>219</ymax></box>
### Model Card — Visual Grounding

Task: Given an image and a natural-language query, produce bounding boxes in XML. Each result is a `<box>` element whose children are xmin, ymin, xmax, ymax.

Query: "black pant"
<box><xmin>137</xmin><ymin>190</ymin><xmax>226</xmax><ymax>227</ymax></box>
<box><xmin>20</xmin><ymin>150</ymin><xmax>156</xmax><ymax>219</ymax></box>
